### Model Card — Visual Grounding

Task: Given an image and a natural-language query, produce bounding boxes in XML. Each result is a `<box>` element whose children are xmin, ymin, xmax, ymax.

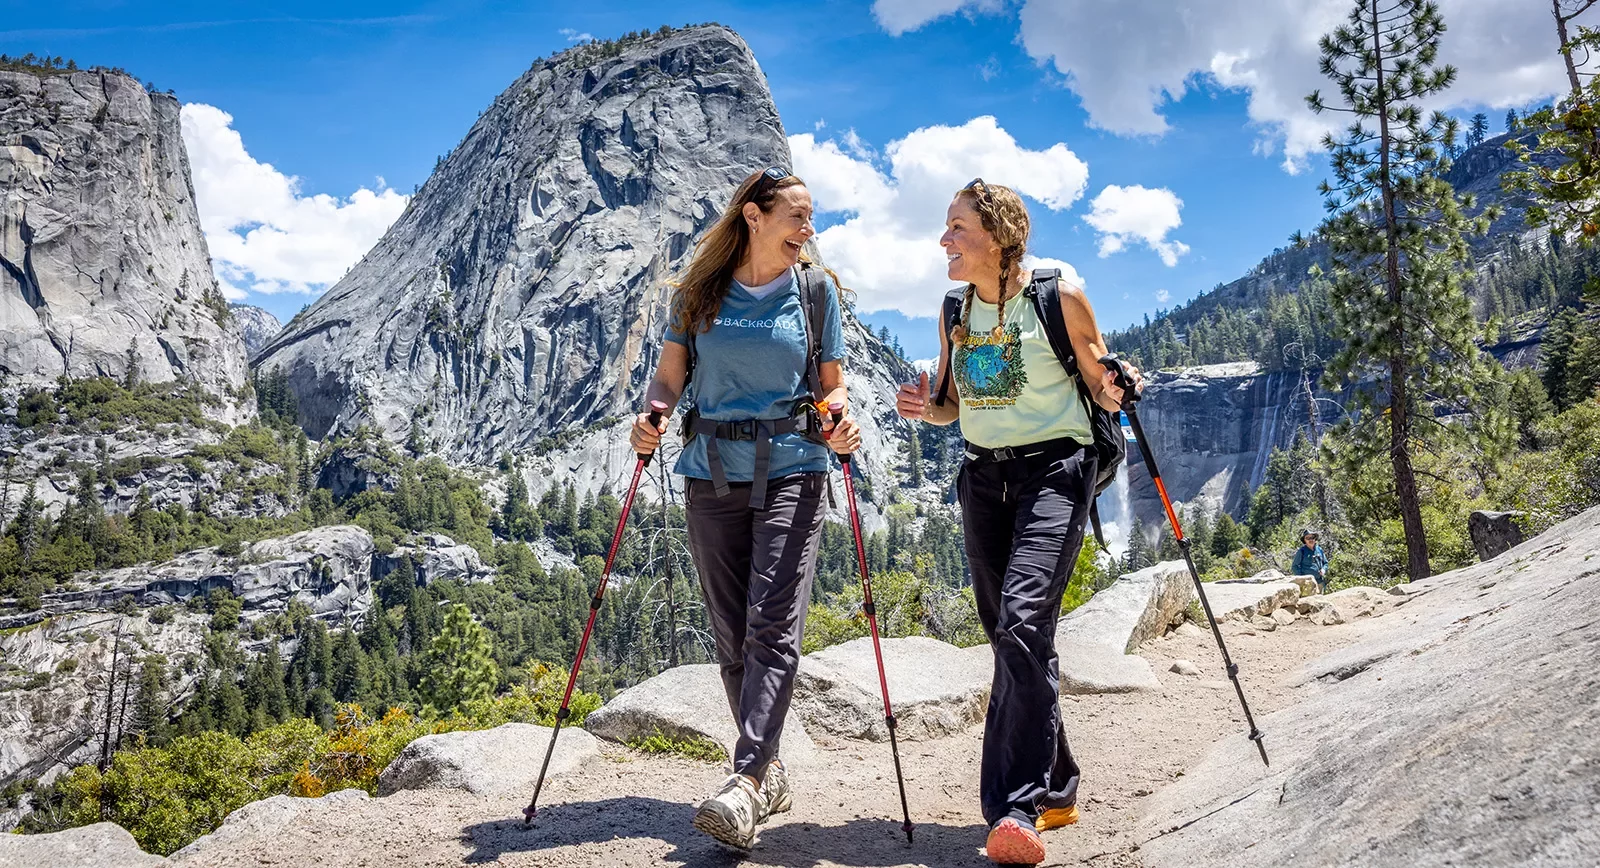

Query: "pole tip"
<box><xmin>904</xmin><ymin>823</ymin><xmax>914</xmax><ymax>845</ymax></box>
<box><xmin>522</xmin><ymin>805</ymin><xmax>537</xmax><ymax>824</ymax></box>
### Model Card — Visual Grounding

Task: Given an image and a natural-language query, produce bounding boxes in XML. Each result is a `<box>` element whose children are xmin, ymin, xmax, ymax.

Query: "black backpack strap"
<box><xmin>933</xmin><ymin>286</ymin><xmax>966</xmax><ymax>407</ymax></box>
<box><xmin>796</xmin><ymin>262</ymin><xmax>826</xmax><ymax>400</ymax></box>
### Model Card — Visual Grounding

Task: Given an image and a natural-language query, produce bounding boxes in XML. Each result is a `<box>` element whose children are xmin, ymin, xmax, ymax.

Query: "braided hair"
<box><xmin>951</xmin><ymin>182</ymin><xmax>1030</xmax><ymax>346</ymax></box>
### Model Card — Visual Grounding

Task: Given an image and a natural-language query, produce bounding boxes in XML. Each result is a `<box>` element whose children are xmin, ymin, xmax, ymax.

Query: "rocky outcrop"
<box><xmin>251</xmin><ymin>26</ymin><xmax>910</xmax><ymax>500</ymax></box>
<box><xmin>1202</xmin><ymin>580</ymin><xmax>1302</xmax><ymax>622</ymax></box>
<box><xmin>2</xmin><ymin>525</ymin><xmax>376</xmax><ymax>631</ymax></box>
<box><xmin>1468</xmin><ymin>509</ymin><xmax>1525</xmax><ymax>561</ymax></box>
<box><xmin>228</xmin><ymin>304</ymin><xmax>281</xmax><ymax>358</ymax></box>
<box><xmin>584</xmin><ymin>662</ymin><xmax>817</xmax><ymax>763</ymax></box>
<box><xmin>376</xmin><ymin>723</ymin><xmax>600</xmax><ymax>796</ymax></box>
<box><xmin>0</xmin><ymin>607</ymin><xmax>210</xmax><ymax>793</ymax></box>
<box><xmin>170</xmin><ymin>789</ymin><xmax>369</xmax><ymax>865</ymax></box>
<box><xmin>793</xmin><ymin>636</ymin><xmax>989</xmax><ymax>742</ymax></box>
<box><xmin>375</xmin><ymin>533</ymin><xmax>495</xmax><ymax>586</ymax></box>
<box><xmin>0</xmin><ymin>68</ymin><xmax>247</xmax><ymax>419</ymax></box>
<box><xmin>0</xmin><ymin>820</ymin><xmax>167</xmax><ymax>867</ymax></box>
<box><xmin>1058</xmin><ymin>561</ymin><xmax>1194</xmax><ymax>654</ymax></box>
<box><xmin>1138</xmin><ymin>506</ymin><xmax>1600</xmax><ymax>868</ymax></box>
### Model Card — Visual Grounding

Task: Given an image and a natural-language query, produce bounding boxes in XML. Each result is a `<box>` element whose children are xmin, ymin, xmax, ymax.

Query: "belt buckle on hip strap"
<box><xmin>733</xmin><ymin>419</ymin><xmax>757</xmax><ymax>441</ymax></box>
<box><xmin>991</xmin><ymin>446</ymin><xmax>1016</xmax><ymax>462</ymax></box>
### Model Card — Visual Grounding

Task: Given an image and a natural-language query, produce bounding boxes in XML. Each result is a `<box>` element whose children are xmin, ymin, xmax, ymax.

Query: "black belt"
<box><xmin>686</xmin><ymin>410</ymin><xmax>819</xmax><ymax>508</ymax></box>
<box><xmin>963</xmin><ymin>436</ymin><xmax>1086</xmax><ymax>464</ymax></box>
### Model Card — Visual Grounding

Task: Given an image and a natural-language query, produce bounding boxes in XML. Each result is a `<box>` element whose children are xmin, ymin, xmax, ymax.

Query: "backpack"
<box><xmin>935</xmin><ymin>268</ymin><xmax>1126</xmax><ymax>547</ymax></box>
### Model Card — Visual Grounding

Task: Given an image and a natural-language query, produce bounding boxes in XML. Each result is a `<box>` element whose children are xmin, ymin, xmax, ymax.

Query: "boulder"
<box><xmin>1202</xmin><ymin>580</ymin><xmax>1302</xmax><ymax>622</ymax></box>
<box><xmin>172</xmin><ymin>790</ymin><xmax>368</xmax><ymax>863</ymax></box>
<box><xmin>585</xmin><ymin>664</ymin><xmax>817</xmax><ymax>763</ymax></box>
<box><xmin>1297</xmin><ymin>596</ymin><xmax>1345</xmax><ymax>626</ymax></box>
<box><xmin>1270</xmin><ymin>608</ymin><xmax>1297</xmax><ymax>626</ymax></box>
<box><xmin>793</xmin><ymin>637</ymin><xmax>989</xmax><ymax>741</ymax></box>
<box><xmin>0</xmin><ymin>821</ymin><xmax>166</xmax><ymax>867</ymax></box>
<box><xmin>1468</xmin><ymin>509</ymin><xmax>1525</xmax><ymax>561</ymax></box>
<box><xmin>1058</xmin><ymin>561</ymin><xmax>1195</xmax><ymax>654</ymax></box>
<box><xmin>1057</xmin><ymin>639</ymin><xmax>1163</xmax><ymax>694</ymax></box>
<box><xmin>1169</xmin><ymin>659</ymin><xmax>1202</xmax><ymax>676</ymax></box>
<box><xmin>376</xmin><ymin>723</ymin><xmax>599</xmax><ymax>796</ymax></box>
<box><xmin>1138</xmin><ymin>505</ymin><xmax>1600</xmax><ymax>868</ymax></box>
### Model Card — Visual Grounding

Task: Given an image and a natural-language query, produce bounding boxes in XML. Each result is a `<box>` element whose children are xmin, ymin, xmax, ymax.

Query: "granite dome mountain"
<box><xmin>253</xmin><ymin>25</ymin><xmax>911</xmax><ymax>482</ymax></box>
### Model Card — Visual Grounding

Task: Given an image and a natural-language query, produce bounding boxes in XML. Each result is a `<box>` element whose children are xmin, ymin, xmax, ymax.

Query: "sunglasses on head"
<box><xmin>752</xmin><ymin>166</ymin><xmax>792</xmax><ymax>197</ymax></box>
<box><xmin>965</xmin><ymin>177</ymin><xmax>995</xmax><ymax>203</ymax></box>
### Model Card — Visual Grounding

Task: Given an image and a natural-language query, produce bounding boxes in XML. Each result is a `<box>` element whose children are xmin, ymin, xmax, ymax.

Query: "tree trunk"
<box><xmin>1372</xmin><ymin>0</ymin><xmax>1432</xmax><ymax>581</ymax></box>
<box><xmin>1555</xmin><ymin>0</ymin><xmax>1586</xmax><ymax>101</ymax></box>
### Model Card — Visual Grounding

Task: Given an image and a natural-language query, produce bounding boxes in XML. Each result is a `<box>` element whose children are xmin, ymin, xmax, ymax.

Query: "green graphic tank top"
<box><xmin>952</xmin><ymin>290</ymin><xmax>1093</xmax><ymax>450</ymax></box>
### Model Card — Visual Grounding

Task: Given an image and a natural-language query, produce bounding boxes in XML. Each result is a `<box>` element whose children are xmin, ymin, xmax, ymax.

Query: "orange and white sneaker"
<box><xmin>1036</xmin><ymin>804</ymin><xmax>1080</xmax><ymax>831</ymax></box>
<box><xmin>985</xmin><ymin>816</ymin><xmax>1046</xmax><ymax>865</ymax></box>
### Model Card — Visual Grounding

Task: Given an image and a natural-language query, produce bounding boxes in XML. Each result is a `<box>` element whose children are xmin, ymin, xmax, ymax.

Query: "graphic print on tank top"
<box><xmin>953</xmin><ymin>322</ymin><xmax>1028</xmax><ymax>408</ymax></box>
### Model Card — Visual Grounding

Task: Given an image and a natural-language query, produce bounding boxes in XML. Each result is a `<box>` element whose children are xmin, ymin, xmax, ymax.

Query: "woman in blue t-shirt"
<box><xmin>629</xmin><ymin>167</ymin><xmax>860</xmax><ymax>850</ymax></box>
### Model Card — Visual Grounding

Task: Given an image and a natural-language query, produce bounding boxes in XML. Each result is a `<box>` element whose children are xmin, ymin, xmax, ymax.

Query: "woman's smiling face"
<box><xmin>748</xmin><ymin>184</ymin><xmax>815</xmax><ymax>267</ymax></box>
<box><xmin>940</xmin><ymin>195</ymin><xmax>1000</xmax><ymax>284</ymax></box>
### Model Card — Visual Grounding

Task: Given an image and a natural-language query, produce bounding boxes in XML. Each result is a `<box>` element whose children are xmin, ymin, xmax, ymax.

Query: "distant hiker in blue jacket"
<box><xmin>629</xmin><ymin>166</ymin><xmax>860</xmax><ymax>851</ymax></box>
<box><xmin>1293</xmin><ymin>530</ymin><xmax>1329</xmax><ymax>594</ymax></box>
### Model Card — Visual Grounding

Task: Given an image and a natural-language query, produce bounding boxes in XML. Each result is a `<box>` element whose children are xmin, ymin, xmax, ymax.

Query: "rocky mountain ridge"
<box><xmin>253</xmin><ymin>25</ymin><xmax>912</xmax><ymax>486</ymax></box>
<box><xmin>0</xmin><ymin>67</ymin><xmax>248</xmax><ymax>421</ymax></box>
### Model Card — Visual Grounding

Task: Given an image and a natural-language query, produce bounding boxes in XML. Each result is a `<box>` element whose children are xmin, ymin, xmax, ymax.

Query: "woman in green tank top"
<box><xmin>895</xmin><ymin>180</ymin><xmax>1143</xmax><ymax>866</ymax></box>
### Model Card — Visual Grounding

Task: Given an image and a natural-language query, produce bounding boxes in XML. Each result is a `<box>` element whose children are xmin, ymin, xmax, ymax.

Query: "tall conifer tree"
<box><xmin>1307</xmin><ymin>0</ymin><xmax>1494</xmax><ymax>581</ymax></box>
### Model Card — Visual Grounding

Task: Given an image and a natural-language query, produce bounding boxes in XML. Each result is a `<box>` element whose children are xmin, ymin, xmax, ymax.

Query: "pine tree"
<box><xmin>1307</xmin><ymin>0</ymin><xmax>1495</xmax><ymax>581</ymax></box>
<box><xmin>1124</xmin><ymin>516</ymin><xmax>1155</xmax><ymax>572</ymax></box>
<box><xmin>1468</xmin><ymin>112</ymin><xmax>1488</xmax><ymax>148</ymax></box>
<box><xmin>420</xmin><ymin>604</ymin><xmax>498</xmax><ymax>712</ymax></box>
<box><xmin>1506</xmin><ymin>108</ymin><xmax>1518</xmax><ymax>131</ymax></box>
<box><xmin>1211</xmin><ymin>513</ymin><xmax>1245</xmax><ymax>558</ymax></box>
<box><xmin>330</xmin><ymin>627</ymin><xmax>369</xmax><ymax>704</ymax></box>
<box><xmin>212</xmin><ymin>673</ymin><xmax>248</xmax><ymax>737</ymax></box>
<box><xmin>130</xmin><ymin>655</ymin><xmax>169</xmax><ymax>746</ymax></box>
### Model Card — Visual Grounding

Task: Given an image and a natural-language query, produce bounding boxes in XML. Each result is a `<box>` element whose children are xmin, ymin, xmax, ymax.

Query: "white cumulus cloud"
<box><xmin>1083</xmin><ymin>185</ymin><xmax>1189</xmax><ymax>266</ymax></box>
<box><xmin>874</xmin><ymin>0</ymin><xmax>1571</xmax><ymax>171</ymax></box>
<box><xmin>1156</xmin><ymin>288</ymin><xmax>1171</xmax><ymax>304</ymax></box>
<box><xmin>790</xmin><ymin>116</ymin><xmax>1089</xmax><ymax>317</ymax></box>
<box><xmin>873</xmin><ymin>0</ymin><xmax>1004</xmax><ymax>36</ymax></box>
<box><xmin>181</xmin><ymin>103</ymin><xmax>409</xmax><ymax>297</ymax></box>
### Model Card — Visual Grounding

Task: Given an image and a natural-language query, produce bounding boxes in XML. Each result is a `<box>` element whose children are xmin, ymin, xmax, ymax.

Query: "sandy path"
<box><xmin>172</xmin><ymin>617</ymin><xmax>1361</xmax><ymax>868</ymax></box>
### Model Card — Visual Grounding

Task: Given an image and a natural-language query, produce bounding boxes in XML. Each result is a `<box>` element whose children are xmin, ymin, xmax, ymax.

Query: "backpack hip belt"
<box><xmin>683</xmin><ymin>405</ymin><xmax>820</xmax><ymax>509</ymax></box>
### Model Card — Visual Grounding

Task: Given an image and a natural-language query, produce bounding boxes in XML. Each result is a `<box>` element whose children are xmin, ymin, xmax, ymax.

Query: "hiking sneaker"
<box><xmin>693</xmin><ymin>774</ymin><xmax>761</xmax><ymax>850</ymax></box>
<box><xmin>757</xmin><ymin>759</ymin><xmax>791</xmax><ymax>823</ymax></box>
<box><xmin>986</xmin><ymin>816</ymin><xmax>1046</xmax><ymax>865</ymax></box>
<box><xmin>1036</xmin><ymin>804</ymin><xmax>1080</xmax><ymax>831</ymax></box>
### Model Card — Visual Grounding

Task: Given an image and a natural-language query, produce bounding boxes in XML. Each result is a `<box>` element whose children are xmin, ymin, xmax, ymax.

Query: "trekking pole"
<box><xmin>523</xmin><ymin>400</ymin><xmax>668</xmax><ymax>823</ymax></box>
<box><xmin>824</xmin><ymin>402</ymin><xmax>915</xmax><ymax>844</ymax></box>
<box><xmin>1099</xmin><ymin>356</ymin><xmax>1269</xmax><ymax>767</ymax></box>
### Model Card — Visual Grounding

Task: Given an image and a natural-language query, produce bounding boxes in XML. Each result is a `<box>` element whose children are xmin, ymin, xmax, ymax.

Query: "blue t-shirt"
<box><xmin>665</xmin><ymin>266</ymin><xmax>845</xmax><ymax>481</ymax></box>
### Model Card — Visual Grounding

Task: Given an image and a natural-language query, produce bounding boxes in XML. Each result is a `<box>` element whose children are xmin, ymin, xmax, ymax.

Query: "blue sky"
<box><xmin>2</xmin><ymin>0</ymin><xmax>1568</xmax><ymax>359</ymax></box>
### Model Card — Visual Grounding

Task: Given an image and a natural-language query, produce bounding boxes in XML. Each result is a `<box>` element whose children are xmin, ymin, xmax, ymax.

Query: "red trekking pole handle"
<box><xmin>639</xmin><ymin>400</ymin><xmax>668</xmax><ymax>464</ymax></box>
<box><xmin>820</xmin><ymin>401</ymin><xmax>852</xmax><ymax>465</ymax></box>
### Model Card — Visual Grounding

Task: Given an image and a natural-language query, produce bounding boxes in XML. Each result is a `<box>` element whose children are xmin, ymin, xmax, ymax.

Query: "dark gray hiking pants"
<box><xmin>958</xmin><ymin>441</ymin><xmax>1097</xmax><ymax>826</ymax></box>
<box><xmin>685</xmin><ymin>471</ymin><xmax>826</xmax><ymax>781</ymax></box>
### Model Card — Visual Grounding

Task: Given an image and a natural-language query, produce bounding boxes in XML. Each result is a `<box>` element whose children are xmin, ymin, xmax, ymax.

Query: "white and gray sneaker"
<box><xmin>693</xmin><ymin>774</ymin><xmax>761</xmax><ymax>850</ymax></box>
<box><xmin>757</xmin><ymin>759</ymin><xmax>791</xmax><ymax>823</ymax></box>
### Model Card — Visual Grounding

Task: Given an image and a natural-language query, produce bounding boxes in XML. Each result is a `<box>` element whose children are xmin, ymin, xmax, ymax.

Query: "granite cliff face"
<box><xmin>0</xmin><ymin>68</ymin><xmax>248</xmax><ymax>418</ymax></box>
<box><xmin>254</xmin><ymin>26</ymin><xmax>909</xmax><ymax>483</ymax></box>
<box><xmin>229</xmin><ymin>304</ymin><xmax>282</xmax><ymax>358</ymax></box>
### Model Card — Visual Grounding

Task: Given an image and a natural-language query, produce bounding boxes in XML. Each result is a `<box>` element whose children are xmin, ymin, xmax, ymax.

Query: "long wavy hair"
<box><xmin>952</xmin><ymin>182</ymin><xmax>1030</xmax><ymax>344</ymax></box>
<box><xmin>671</xmin><ymin>169</ymin><xmax>810</xmax><ymax>336</ymax></box>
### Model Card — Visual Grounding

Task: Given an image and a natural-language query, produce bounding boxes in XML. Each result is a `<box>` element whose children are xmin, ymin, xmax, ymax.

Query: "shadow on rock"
<box><xmin>461</xmin><ymin>796</ymin><xmax>990</xmax><ymax>867</ymax></box>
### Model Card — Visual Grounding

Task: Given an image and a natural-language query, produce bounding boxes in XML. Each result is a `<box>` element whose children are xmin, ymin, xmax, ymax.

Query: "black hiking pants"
<box><xmin>685</xmin><ymin>471</ymin><xmax>826</xmax><ymax>782</ymax></box>
<box><xmin>958</xmin><ymin>440</ymin><xmax>1097</xmax><ymax>826</ymax></box>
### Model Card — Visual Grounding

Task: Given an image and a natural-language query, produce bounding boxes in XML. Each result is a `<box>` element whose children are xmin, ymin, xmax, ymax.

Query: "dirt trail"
<box><xmin>172</xmin><ymin>618</ymin><xmax>1362</xmax><ymax>868</ymax></box>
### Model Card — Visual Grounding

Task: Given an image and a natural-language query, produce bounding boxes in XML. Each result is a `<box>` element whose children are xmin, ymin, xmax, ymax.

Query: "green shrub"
<box><xmin>625</xmin><ymin>730</ymin><xmax>727</xmax><ymax>763</ymax></box>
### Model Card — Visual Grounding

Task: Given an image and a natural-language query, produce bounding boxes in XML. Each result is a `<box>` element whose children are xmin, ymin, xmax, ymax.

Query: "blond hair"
<box><xmin>952</xmin><ymin>182</ymin><xmax>1030</xmax><ymax>343</ymax></box>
